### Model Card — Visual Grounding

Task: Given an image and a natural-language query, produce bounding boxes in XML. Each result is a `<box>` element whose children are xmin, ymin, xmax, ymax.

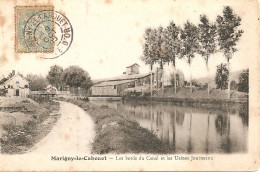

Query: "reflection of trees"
<box><xmin>169</xmin><ymin>107</ymin><xmax>176</xmax><ymax>152</ymax></box>
<box><xmin>205</xmin><ymin>110</ymin><xmax>210</xmax><ymax>153</ymax></box>
<box><xmin>239</xmin><ymin>104</ymin><xmax>248</xmax><ymax>126</ymax></box>
<box><xmin>215</xmin><ymin>113</ymin><xmax>230</xmax><ymax>136</ymax></box>
<box><xmin>176</xmin><ymin>110</ymin><xmax>185</xmax><ymax>126</ymax></box>
<box><xmin>187</xmin><ymin>109</ymin><xmax>193</xmax><ymax>153</ymax></box>
<box><xmin>215</xmin><ymin>112</ymin><xmax>231</xmax><ymax>153</ymax></box>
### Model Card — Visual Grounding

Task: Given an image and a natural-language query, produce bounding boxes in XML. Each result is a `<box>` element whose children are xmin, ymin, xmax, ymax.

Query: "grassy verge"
<box><xmin>124</xmin><ymin>87</ymin><xmax>248</xmax><ymax>107</ymax></box>
<box><xmin>64</xmin><ymin>98</ymin><xmax>172</xmax><ymax>154</ymax></box>
<box><xmin>123</xmin><ymin>96</ymin><xmax>247</xmax><ymax>110</ymax></box>
<box><xmin>0</xmin><ymin>98</ymin><xmax>60</xmax><ymax>154</ymax></box>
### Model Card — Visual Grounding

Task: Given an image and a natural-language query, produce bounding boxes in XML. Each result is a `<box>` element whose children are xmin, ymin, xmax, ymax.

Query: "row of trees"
<box><xmin>141</xmin><ymin>6</ymin><xmax>243</xmax><ymax>98</ymax></box>
<box><xmin>27</xmin><ymin>65</ymin><xmax>92</xmax><ymax>92</ymax></box>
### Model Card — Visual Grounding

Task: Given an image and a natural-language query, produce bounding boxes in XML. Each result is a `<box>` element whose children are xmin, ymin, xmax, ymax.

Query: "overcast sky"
<box><xmin>0</xmin><ymin>0</ymin><xmax>258</xmax><ymax>80</ymax></box>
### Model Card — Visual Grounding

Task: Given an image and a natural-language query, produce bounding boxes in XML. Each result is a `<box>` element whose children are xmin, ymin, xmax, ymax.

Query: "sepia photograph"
<box><xmin>0</xmin><ymin>0</ymin><xmax>259</xmax><ymax>171</ymax></box>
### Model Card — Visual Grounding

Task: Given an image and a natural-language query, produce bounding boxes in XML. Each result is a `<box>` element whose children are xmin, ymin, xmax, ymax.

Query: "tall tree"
<box><xmin>215</xmin><ymin>63</ymin><xmax>229</xmax><ymax>90</ymax></box>
<box><xmin>141</xmin><ymin>27</ymin><xmax>159</xmax><ymax>96</ymax></box>
<box><xmin>47</xmin><ymin>65</ymin><xmax>64</xmax><ymax>90</ymax></box>
<box><xmin>62</xmin><ymin>66</ymin><xmax>92</xmax><ymax>93</ymax></box>
<box><xmin>198</xmin><ymin>15</ymin><xmax>217</xmax><ymax>97</ymax></box>
<box><xmin>216</xmin><ymin>6</ymin><xmax>243</xmax><ymax>98</ymax></box>
<box><xmin>165</xmin><ymin>21</ymin><xmax>181</xmax><ymax>94</ymax></box>
<box><xmin>157</xmin><ymin>26</ymin><xmax>167</xmax><ymax>95</ymax></box>
<box><xmin>179</xmin><ymin>21</ymin><xmax>200</xmax><ymax>93</ymax></box>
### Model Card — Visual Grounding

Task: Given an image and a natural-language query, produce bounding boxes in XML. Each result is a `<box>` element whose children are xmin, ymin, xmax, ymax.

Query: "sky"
<box><xmin>0</xmin><ymin>0</ymin><xmax>259</xmax><ymax>80</ymax></box>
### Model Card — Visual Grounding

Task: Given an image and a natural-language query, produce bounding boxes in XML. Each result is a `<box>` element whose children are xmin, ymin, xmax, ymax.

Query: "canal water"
<box><xmin>90</xmin><ymin>100</ymin><xmax>248</xmax><ymax>154</ymax></box>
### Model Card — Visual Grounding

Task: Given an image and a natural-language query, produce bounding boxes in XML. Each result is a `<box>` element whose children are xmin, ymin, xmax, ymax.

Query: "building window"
<box><xmin>16</xmin><ymin>81</ymin><xmax>19</xmax><ymax>84</ymax></box>
<box><xmin>11</xmin><ymin>85</ymin><xmax>13</xmax><ymax>88</ymax></box>
<box><xmin>114</xmin><ymin>85</ymin><xmax>117</xmax><ymax>89</ymax></box>
<box><xmin>24</xmin><ymin>85</ymin><xmax>28</xmax><ymax>88</ymax></box>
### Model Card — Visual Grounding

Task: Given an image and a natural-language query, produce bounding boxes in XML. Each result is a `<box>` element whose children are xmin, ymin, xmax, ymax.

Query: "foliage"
<box><xmin>170</xmin><ymin>73</ymin><xmax>180</xmax><ymax>86</ymax></box>
<box><xmin>158</xmin><ymin>26</ymin><xmax>168</xmax><ymax>67</ymax></box>
<box><xmin>179</xmin><ymin>21</ymin><xmax>199</xmax><ymax>65</ymax></box>
<box><xmin>165</xmin><ymin>21</ymin><xmax>181</xmax><ymax>94</ymax></box>
<box><xmin>179</xmin><ymin>21</ymin><xmax>199</xmax><ymax>93</ymax></box>
<box><xmin>141</xmin><ymin>27</ymin><xmax>159</xmax><ymax>69</ymax></box>
<box><xmin>191</xmin><ymin>79</ymin><xmax>200</xmax><ymax>87</ymax></box>
<box><xmin>165</xmin><ymin>21</ymin><xmax>181</xmax><ymax>67</ymax></box>
<box><xmin>170</xmin><ymin>70</ymin><xmax>185</xmax><ymax>87</ymax></box>
<box><xmin>216</xmin><ymin>6</ymin><xmax>243</xmax><ymax>62</ymax></box>
<box><xmin>0</xmin><ymin>77</ymin><xmax>8</xmax><ymax>85</ymax></box>
<box><xmin>230</xmin><ymin>80</ymin><xmax>237</xmax><ymax>90</ymax></box>
<box><xmin>46</xmin><ymin>65</ymin><xmax>64</xmax><ymax>90</ymax></box>
<box><xmin>198</xmin><ymin>15</ymin><xmax>217</xmax><ymax>63</ymax></box>
<box><xmin>215</xmin><ymin>63</ymin><xmax>229</xmax><ymax>90</ymax></box>
<box><xmin>237</xmin><ymin>69</ymin><xmax>249</xmax><ymax>92</ymax></box>
<box><xmin>62</xmin><ymin>65</ymin><xmax>92</xmax><ymax>90</ymax></box>
<box><xmin>0</xmin><ymin>88</ymin><xmax>7</xmax><ymax>96</ymax></box>
<box><xmin>26</xmin><ymin>74</ymin><xmax>49</xmax><ymax>91</ymax></box>
<box><xmin>198</xmin><ymin>15</ymin><xmax>217</xmax><ymax>95</ymax></box>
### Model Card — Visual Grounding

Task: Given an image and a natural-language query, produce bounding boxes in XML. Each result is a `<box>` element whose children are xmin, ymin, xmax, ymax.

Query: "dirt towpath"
<box><xmin>28</xmin><ymin>101</ymin><xmax>95</xmax><ymax>154</ymax></box>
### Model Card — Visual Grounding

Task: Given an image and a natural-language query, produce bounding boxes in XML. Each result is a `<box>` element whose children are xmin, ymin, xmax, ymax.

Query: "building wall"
<box><xmin>126</xmin><ymin>64</ymin><xmax>140</xmax><ymax>75</ymax></box>
<box><xmin>4</xmin><ymin>75</ymin><xmax>30</xmax><ymax>98</ymax></box>
<box><xmin>91</xmin><ymin>75</ymin><xmax>152</xmax><ymax>96</ymax></box>
<box><xmin>117</xmin><ymin>81</ymin><xmax>136</xmax><ymax>96</ymax></box>
<box><xmin>92</xmin><ymin>85</ymin><xmax>118</xmax><ymax>96</ymax></box>
<box><xmin>131</xmin><ymin>64</ymin><xmax>140</xmax><ymax>75</ymax></box>
<box><xmin>126</xmin><ymin>68</ymin><xmax>132</xmax><ymax>75</ymax></box>
<box><xmin>135</xmin><ymin>75</ymin><xmax>153</xmax><ymax>87</ymax></box>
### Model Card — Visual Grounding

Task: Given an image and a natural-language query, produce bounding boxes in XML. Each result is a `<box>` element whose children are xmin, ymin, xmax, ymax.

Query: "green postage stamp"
<box><xmin>15</xmin><ymin>6</ymin><xmax>54</xmax><ymax>53</ymax></box>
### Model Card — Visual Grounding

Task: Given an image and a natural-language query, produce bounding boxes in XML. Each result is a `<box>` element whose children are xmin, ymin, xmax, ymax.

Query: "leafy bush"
<box><xmin>230</xmin><ymin>80</ymin><xmax>237</xmax><ymax>90</ymax></box>
<box><xmin>237</xmin><ymin>69</ymin><xmax>249</xmax><ymax>93</ymax></box>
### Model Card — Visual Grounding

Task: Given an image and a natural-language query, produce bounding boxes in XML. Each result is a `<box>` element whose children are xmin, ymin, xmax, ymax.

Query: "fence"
<box><xmin>30</xmin><ymin>91</ymin><xmax>70</xmax><ymax>95</ymax></box>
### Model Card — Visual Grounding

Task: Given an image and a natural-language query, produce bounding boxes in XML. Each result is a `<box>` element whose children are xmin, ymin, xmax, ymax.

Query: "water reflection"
<box><xmin>91</xmin><ymin>101</ymin><xmax>248</xmax><ymax>154</ymax></box>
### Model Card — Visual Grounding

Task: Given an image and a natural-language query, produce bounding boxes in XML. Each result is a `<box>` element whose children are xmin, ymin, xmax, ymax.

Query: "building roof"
<box><xmin>92</xmin><ymin>79</ymin><xmax>137</xmax><ymax>87</ymax></box>
<box><xmin>4</xmin><ymin>74</ymin><xmax>29</xmax><ymax>84</ymax></box>
<box><xmin>96</xmin><ymin>73</ymin><xmax>151</xmax><ymax>83</ymax></box>
<box><xmin>126</xmin><ymin>63</ymin><xmax>140</xmax><ymax>68</ymax></box>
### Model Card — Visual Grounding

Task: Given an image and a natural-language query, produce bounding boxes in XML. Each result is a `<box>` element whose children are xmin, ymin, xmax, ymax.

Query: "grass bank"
<box><xmin>124</xmin><ymin>87</ymin><xmax>248</xmax><ymax>110</ymax></box>
<box><xmin>0</xmin><ymin>97</ymin><xmax>60</xmax><ymax>154</ymax></box>
<box><xmin>64</xmin><ymin>98</ymin><xmax>172</xmax><ymax>154</ymax></box>
<box><xmin>123</xmin><ymin>96</ymin><xmax>247</xmax><ymax>110</ymax></box>
<box><xmin>157</xmin><ymin>87</ymin><xmax>248</xmax><ymax>99</ymax></box>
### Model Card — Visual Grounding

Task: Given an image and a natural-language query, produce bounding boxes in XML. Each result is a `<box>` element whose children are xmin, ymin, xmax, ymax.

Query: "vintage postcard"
<box><xmin>0</xmin><ymin>0</ymin><xmax>259</xmax><ymax>171</ymax></box>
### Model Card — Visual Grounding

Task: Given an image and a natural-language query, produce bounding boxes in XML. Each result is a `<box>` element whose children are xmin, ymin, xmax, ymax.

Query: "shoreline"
<box><xmin>123</xmin><ymin>96</ymin><xmax>248</xmax><ymax>110</ymax></box>
<box><xmin>62</xmin><ymin>98</ymin><xmax>173</xmax><ymax>154</ymax></box>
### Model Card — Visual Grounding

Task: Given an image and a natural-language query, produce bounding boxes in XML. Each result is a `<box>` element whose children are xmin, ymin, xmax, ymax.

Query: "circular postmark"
<box><xmin>24</xmin><ymin>10</ymin><xmax>73</xmax><ymax>59</ymax></box>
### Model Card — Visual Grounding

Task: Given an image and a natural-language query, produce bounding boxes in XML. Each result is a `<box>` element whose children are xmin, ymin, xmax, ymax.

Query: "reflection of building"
<box><xmin>91</xmin><ymin>64</ymin><xmax>153</xmax><ymax>96</ymax></box>
<box><xmin>3</xmin><ymin>70</ymin><xmax>30</xmax><ymax>98</ymax></box>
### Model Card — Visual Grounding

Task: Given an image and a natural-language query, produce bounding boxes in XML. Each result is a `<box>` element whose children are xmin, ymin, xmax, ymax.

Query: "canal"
<box><xmin>90</xmin><ymin>100</ymin><xmax>248</xmax><ymax>154</ymax></box>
